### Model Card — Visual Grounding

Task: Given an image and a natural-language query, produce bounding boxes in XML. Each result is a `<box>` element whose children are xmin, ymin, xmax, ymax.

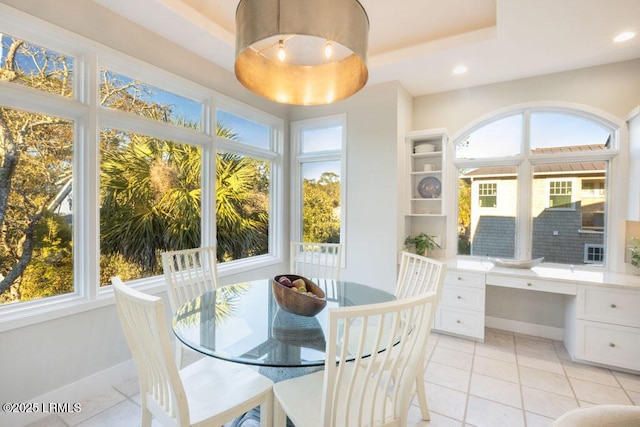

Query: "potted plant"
<box><xmin>404</xmin><ymin>232</ymin><xmax>440</xmax><ymax>256</ymax></box>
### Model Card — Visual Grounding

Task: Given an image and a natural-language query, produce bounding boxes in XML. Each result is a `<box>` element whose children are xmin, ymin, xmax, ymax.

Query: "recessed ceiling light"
<box><xmin>453</xmin><ymin>65</ymin><xmax>468</xmax><ymax>75</ymax></box>
<box><xmin>614</xmin><ymin>31</ymin><xmax>636</xmax><ymax>43</ymax></box>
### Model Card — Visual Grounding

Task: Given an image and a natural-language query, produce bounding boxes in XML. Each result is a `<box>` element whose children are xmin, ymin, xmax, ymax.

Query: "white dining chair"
<box><xmin>161</xmin><ymin>246</ymin><xmax>220</xmax><ymax>366</ymax></box>
<box><xmin>272</xmin><ymin>291</ymin><xmax>439</xmax><ymax>427</ymax></box>
<box><xmin>395</xmin><ymin>251</ymin><xmax>446</xmax><ymax>421</ymax></box>
<box><xmin>112</xmin><ymin>277</ymin><xmax>274</xmax><ymax>427</ymax></box>
<box><xmin>290</xmin><ymin>242</ymin><xmax>342</xmax><ymax>280</ymax></box>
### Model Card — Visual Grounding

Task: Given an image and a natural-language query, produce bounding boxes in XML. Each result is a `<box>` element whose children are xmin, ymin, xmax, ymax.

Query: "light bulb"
<box><xmin>324</xmin><ymin>40</ymin><xmax>333</xmax><ymax>59</ymax></box>
<box><xmin>277</xmin><ymin>39</ymin><xmax>285</xmax><ymax>61</ymax></box>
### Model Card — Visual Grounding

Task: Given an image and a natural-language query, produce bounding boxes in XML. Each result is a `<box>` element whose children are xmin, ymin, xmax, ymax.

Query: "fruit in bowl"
<box><xmin>272</xmin><ymin>274</ymin><xmax>327</xmax><ymax>316</ymax></box>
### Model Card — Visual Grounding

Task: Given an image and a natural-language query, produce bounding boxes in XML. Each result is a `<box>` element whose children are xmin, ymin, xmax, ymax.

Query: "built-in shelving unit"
<box><xmin>403</xmin><ymin>128</ymin><xmax>449</xmax><ymax>252</ymax></box>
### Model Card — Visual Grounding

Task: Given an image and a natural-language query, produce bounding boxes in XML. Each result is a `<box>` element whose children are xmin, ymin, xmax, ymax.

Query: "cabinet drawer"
<box><xmin>440</xmin><ymin>284</ymin><xmax>485</xmax><ymax>311</ymax></box>
<box><xmin>434</xmin><ymin>307</ymin><xmax>484</xmax><ymax>340</ymax></box>
<box><xmin>576</xmin><ymin>320</ymin><xmax>640</xmax><ymax>372</ymax></box>
<box><xmin>445</xmin><ymin>271</ymin><xmax>485</xmax><ymax>288</ymax></box>
<box><xmin>486</xmin><ymin>274</ymin><xmax>577</xmax><ymax>295</ymax></box>
<box><xmin>578</xmin><ymin>286</ymin><xmax>640</xmax><ymax>327</ymax></box>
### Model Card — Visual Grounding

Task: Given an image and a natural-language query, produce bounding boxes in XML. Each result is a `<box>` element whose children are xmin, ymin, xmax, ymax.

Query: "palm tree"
<box><xmin>99</xmin><ymin>125</ymin><xmax>269</xmax><ymax>281</ymax></box>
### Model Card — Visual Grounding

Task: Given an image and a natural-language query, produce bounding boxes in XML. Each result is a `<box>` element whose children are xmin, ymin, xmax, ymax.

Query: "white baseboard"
<box><xmin>486</xmin><ymin>316</ymin><xmax>565</xmax><ymax>341</ymax></box>
<box><xmin>1</xmin><ymin>359</ymin><xmax>136</xmax><ymax>427</ymax></box>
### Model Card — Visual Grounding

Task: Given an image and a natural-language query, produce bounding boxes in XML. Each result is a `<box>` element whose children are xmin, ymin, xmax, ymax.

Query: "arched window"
<box><xmin>454</xmin><ymin>107</ymin><xmax>616</xmax><ymax>266</ymax></box>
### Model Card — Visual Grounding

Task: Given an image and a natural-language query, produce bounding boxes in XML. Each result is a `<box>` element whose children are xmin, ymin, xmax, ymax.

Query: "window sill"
<box><xmin>0</xmin><ymin>254</ymin><xmax>282</xmax><ymax>333</ymax></box>
<box><xmin>0</xmin><ymin>277</ymin><xmax>168</xmax><ymax>333</ymax></box>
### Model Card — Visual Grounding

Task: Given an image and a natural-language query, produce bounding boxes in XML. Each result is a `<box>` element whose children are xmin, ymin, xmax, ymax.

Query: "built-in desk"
<box><xmin>436</xmin><ymin>258</ymin><xmax>640</xmax><ymax>372</ymax></box>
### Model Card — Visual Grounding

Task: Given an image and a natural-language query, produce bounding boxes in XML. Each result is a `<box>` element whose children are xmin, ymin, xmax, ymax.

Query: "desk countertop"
<box><xmin>444</xmin><ymin>258</ymin><xmax>640</xmax><ymax>290</ymax></box>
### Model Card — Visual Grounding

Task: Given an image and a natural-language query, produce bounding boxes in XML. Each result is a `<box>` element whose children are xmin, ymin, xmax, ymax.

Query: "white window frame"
<box><xmin>478</xmin><ymin>182</ymin><xmax>498</xmax><ymax>208</ymax></box>
<box><xmin>0</xmin><ymin>5</ymin><xmax>284</xmax><ymax>330</ymax></box>
<box><xmin>584</xmin><ymin>244</ymin><xmax>605</xmax><ymax>264</ymax></box>
<box><xmin>290</xmin><ymin>114</ymin><xmax>347</xmax><ymax>264</ymax></box>
<box><xmin>450</xmin><ymin>103</ymin><xmax>625</xmax><ymax>267</ymax></box>
<box><xmin>547</xmin><ymin>178</ymin><xmax>576</xmax><ymax>210</ymax></box>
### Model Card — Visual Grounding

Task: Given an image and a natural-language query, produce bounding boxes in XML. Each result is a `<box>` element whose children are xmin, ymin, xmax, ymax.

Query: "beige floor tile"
<box><xmin>430</xmin><ymin>346</ymin><xmax>474</xmax><ymax>371</ymax></box>
<box><xmin>75</xmin><ymin>399</ymin><xmax>140</xmax><ymax>427</ymax></box>
<box><xmin>113</xmin><ymin>377</ymin><xmax>140</xmax><ymax>397</ymax></box>
<box><xmin>406</xmin><ymin>404</ymin><xmax>463</xmax><ymax>427</ymax></box>
<box><xmin>422</xmin><ymin>383</ymin><xmax>467</xmax><ymax>421</ymax></box>
<box><xmin>553</xmin><ymin>340</ymin><xmax>572</xmax><ymax>360</ymax></box>
<box><xmin>58</xmin><ymin>387</ymin><xmax>126</xmax><ymax>426</ymax></box>
<box><xmin>519</xmin><ymin>365</ymin><xmax>574</xmax><ymax>398</ymax></box>
<box><xmin>522</xmin><ymin>386</ymin><xmax>579</xmax><ymax>419</ymax></box>
<box><xmin>465</xmin><ymin>396</ymin><xmax>525</xmax><ymax>427</ymax></box>
<box><xmin>436</xmin><ymin>334</ymin><xmax>476</xmax><ymax>354</ymax></box>
<box><xmin>515</xmin><ymin>335</ymin><xmax>556</xmax><ymax>356</ymax></box>
<box><xmin>474</xmin><ymin>343</ymin><xmax>517</xmax><ymax>364</ymax></box>
<box><xmin>484</xmin><ymin>328</ymin><xmax>515</xmax><ymax>343</ymax></box>
<box><xmin>562</xmin><ymin>360</ymin><xmax>618</xmax><ymax>387</ymax></box>
<box><xmin>469</xmin><ymin>373</ymin><xmax>522</xmax><ymax>408</ymax></box>
<box><xmin>613</xmin><ymin>370</ymin><xmax>640</xmax><ymax>393</ymax></box>
<box><xmin>425</xmin><ymin>361</ymin><xmax>471</xmax><ymax>392</ymax></box>
<box><xmin>627</xmin><ymin>390</ymin><xmax>640</xmax><ymax>405</ymax></box>
<box><xmin>25</xmin><ymin>414</ymin><xmax>67</xmax><ymax>427</ymax></box>
<box><xmin>517</xmin><ymin>350</ymin><xmax>564</xmax><ymax>375</ymax></box>
<box><xmin>525</xmin><ymin>411</ymin><xmax>555</xmax><ymax>427</ymax></box>
<box><xmin>472</xmin><ymin>355</ymin><xmax>519</xmax><ymax>383</ymax></box>
<box><xmin>569</xmin><ymin>377</ymin><xmax>633</xmax><ymax>405</ymax></box>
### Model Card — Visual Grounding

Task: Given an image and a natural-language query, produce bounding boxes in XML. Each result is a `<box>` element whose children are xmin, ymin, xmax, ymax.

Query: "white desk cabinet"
<box><xmin>568</xmin><ymin>285</ymin><xmax>640</xmax><ymax>371</ymax></box>
<box><xmin>433</xmin><ymin>270</ymin><xmax>485</xmax><ymax>340</ymax></box>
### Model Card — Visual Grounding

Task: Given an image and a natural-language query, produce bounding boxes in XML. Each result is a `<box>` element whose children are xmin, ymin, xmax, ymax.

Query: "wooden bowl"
<box><xmin>272</xmin><ymin>274</ymin><xmax>327</xmax><ymax>317</ymax></box>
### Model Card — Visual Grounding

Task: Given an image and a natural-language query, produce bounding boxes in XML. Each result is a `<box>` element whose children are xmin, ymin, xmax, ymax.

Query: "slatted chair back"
<box><xmin>112</xmin><ymin>277</ymin><xmax>190</xmax><ymax>426</ymax></box>
<box><xmin>290</xmin><ymin>242</ymin><xmax>342</xmax><ymax>280</ymax></box>
<box><xmin>321</xmin><ymin>292</ymin><xmax>438</xmax><ymax>426</ymax></box>
<box><xmin>161</xmin><ymin>246</ymin><xmax>220</xmax><ymax>313</ymax></box>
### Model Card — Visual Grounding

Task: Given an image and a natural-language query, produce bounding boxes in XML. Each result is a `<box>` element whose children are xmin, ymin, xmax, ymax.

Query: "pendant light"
<box><xmin>235</xmin><ymin>0</ymin><xmax>369</xmax><ymax>106</ymax></box>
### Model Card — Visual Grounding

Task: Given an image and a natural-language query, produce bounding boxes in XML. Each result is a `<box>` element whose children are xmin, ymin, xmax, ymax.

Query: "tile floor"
<box><xmin>25</xmin><ymin>329</ymin><xmax>640</xmax><ymax>427</ymax></box>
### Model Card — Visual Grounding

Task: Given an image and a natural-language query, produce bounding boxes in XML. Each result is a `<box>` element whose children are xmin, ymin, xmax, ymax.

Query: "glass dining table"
<box><xmin>172</xmin><ymin>277</ymin><xmax>395</xmax><ymax>427</ymax></box>
<box><xmin>172</xmin><ymin>277</ymin><xmax>396</xmax><ymax>370</ymax></box>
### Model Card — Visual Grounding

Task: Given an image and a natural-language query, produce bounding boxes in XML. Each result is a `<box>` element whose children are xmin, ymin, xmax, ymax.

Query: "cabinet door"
<box><xmin>576</xmin><ymin>320</ymin><xmax>640</xmax><ymax>371</ymax></box>
<box><xmin>434</xmin><ymin>306</ymin><xmax>485</xmax><ymax>340</ymax></box>
<box><xmin>578</xmin><ymin>286</ymin><xmax>640</xmax><ymax>327</ymax></box>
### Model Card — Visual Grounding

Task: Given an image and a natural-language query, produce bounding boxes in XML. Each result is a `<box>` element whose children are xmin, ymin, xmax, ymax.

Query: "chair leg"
<box><xmin>260</xmin><ymin>392</ymin><xmax>273</xmax><ymax>427</ymax></box>
<box><xmin>415</xmin><ymin>364</ymin><xmax>430</xmax><ymax>421</ymax></box>
<box><xmin>273</xmin><ymin>397</ymin><xmax>287</xmax><ymax>427</ymax></box>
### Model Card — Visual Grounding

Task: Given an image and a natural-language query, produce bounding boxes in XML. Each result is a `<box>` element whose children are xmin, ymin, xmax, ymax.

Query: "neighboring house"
<box><xmin>462</xmin><ymin>145</ymin><xmax>606</xmax><ymax>264</ymax></box>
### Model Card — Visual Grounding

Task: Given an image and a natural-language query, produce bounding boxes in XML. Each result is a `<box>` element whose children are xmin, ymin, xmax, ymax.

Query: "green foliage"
<box><xmin>457</xmin><ymin>177</ymin><xmax>471</xmax><ymax>255</ymax></box>
<box><xmin>215</xmin><ymin>153</ymin><xmax>269</xmax><ymax>261</ymax></box>
<box><xmin>630</xmin><ymin>237</ymin><xmax>640</xmax><ymax>268</ymax></box>
<box><xmin>18</xmin><ymin>214</ymin><xmax>73</xmax><ymax>301</ymax></box>
<box><xmin>302</xmin><ymin>172</ymin><xmax>341</xmax><ymax>243</ymax></box>
<box><xmin>404</xmin><ymin>232</ymin><xmax>440</xmax><ymax>256</ymax></box>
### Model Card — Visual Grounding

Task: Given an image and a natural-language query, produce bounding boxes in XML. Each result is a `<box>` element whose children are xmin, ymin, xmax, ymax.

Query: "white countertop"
<box><xmin>445</xmin><ymin>258</ymin><xmax>640</xmax><ymax>290</ymax></box>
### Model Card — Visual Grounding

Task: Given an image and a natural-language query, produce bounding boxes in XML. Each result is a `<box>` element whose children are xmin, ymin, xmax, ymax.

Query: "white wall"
<box><xmin>413</xmin><ymin>59</ymin><xmax>640</xmax><ymax>133</ymax></box>
<box><xmin>289</xmin><ymin>81</ymin><xmax>410</xmax><ymax>295</ymax></box>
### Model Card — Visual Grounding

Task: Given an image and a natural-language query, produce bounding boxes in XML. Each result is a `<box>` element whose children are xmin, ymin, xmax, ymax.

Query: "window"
<box><xmin>291</xmin><ymin>115</ymin><xmax>345</xmax><ymax>245</ymax></box>
<box><xmin>455</xmin><ymin>108</ymin><xmax>615</xmax><ymax>265</ymax></box>
<box><xmin>0</xmin><ymin>13</ymin><xmax>283</xmax><ymax>314</ymax></box>
<box><xmin>549</xmin><ymin>180</ymin><xmax>573</xmax><ymax>209</ymax></box>
<box><xmin>99</xmin><ymin>129</ymin><xmax>202</xmax><ymax>286</ymax></box>
<box><xmin>0</xmin><ymin>107</ymin><xmax>74</xmax><ymax>303</ymax></box>
<box><xmin>584</xmin><ymin>244</ymin><xmax>604</xmax><ymax>264</ymax></box>
<box><xmin>478</xmin><ymin>182</ymin><xmax>497</xmax><ymax>208</ymax></box>
<box><xmin>1</xmin><ymin>33</ymin><xmax>74</xmax><ymax>97</ymax></box>
<box><xmin>101</xmin><ymin>69</ymin><xmax>202</xmax><ymax>130</ymax></box>
<box><xmin>0</xmin><ymin>32</ymin><xmax>76</xmax><ymax>305</ymax></box>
